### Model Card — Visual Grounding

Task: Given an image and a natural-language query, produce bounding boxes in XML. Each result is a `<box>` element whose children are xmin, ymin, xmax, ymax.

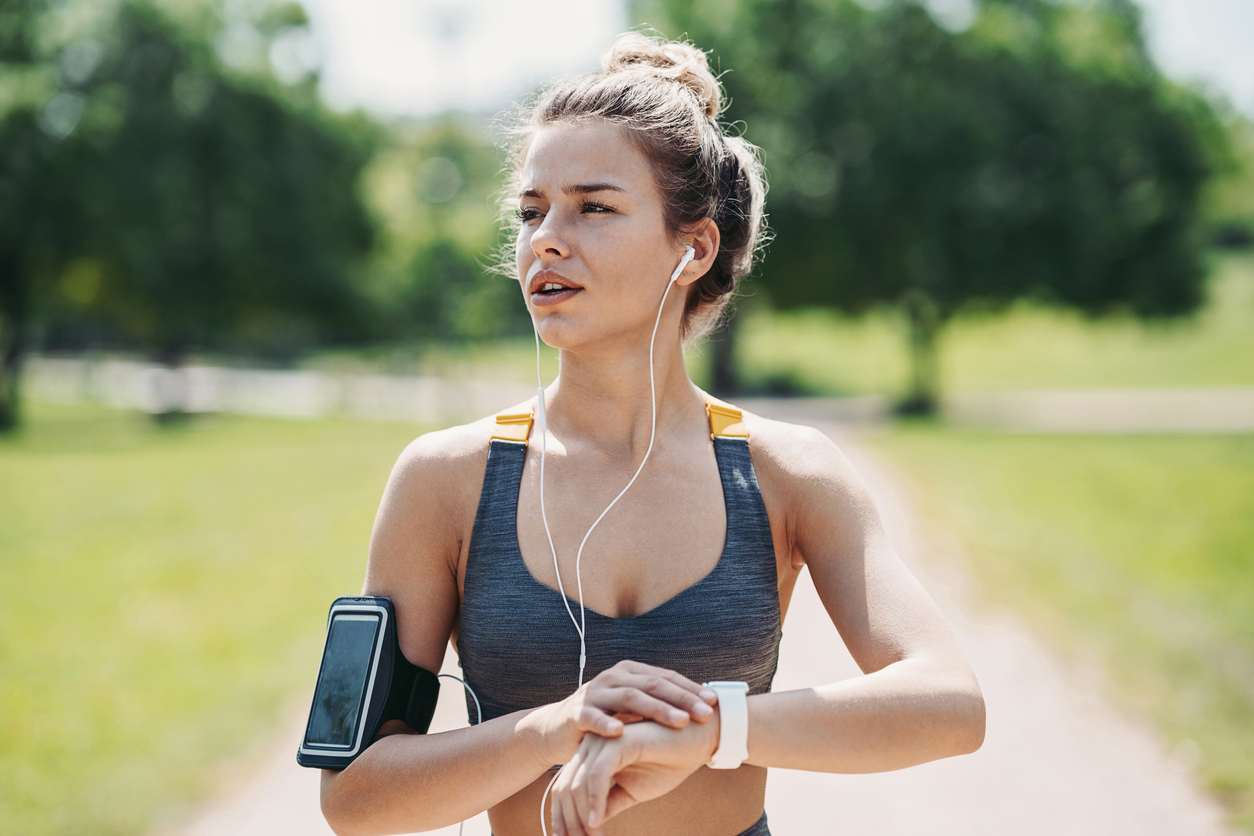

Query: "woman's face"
<box><xmin>515</xmin><ymin>120</ymin><xmax>689</xmax><ymax>352</ymax></box>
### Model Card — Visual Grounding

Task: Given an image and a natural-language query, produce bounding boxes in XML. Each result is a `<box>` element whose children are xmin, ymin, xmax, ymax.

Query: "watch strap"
<box><xmin>704</xmin><ymin>681</ymin><xmax>749</xmax><ymax>769</ymax></box>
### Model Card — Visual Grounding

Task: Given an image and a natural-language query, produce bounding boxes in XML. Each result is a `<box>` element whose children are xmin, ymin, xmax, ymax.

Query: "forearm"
<box><xmin>321</xmin><ymin>708</ymin><xmax>553</xmax><ymax>836</ymax></box>
<box><xmin>745</xmin><ymin>658</ymin><xmax>985</xmax><ymax>773</ymax></box>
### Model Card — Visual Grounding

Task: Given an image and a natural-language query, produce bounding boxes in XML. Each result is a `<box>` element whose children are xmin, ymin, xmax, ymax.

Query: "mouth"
<box><xmin>528</xmin><ymin>269</ymin><xmax>583</xmax><ymax>303</ymax></box>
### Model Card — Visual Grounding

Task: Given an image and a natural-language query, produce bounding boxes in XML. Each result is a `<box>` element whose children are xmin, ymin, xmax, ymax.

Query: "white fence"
<box><xmin>26</xmin><ymin>357</ymin><xmax>535</xmax><ymax>425</ymax></box>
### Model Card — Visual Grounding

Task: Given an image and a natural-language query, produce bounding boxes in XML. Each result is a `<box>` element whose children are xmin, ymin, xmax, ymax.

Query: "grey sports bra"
<box><xmin>456</xmin><ymin>400</ymin><xmax>782</xmax><ymax>723</ymax></box>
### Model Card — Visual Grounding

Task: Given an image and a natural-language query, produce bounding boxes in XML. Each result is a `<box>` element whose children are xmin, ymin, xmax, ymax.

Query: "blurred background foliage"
<box><xmin>2</xmin><ymin>0</ymin><xmax>1254</xmax><ymax>832</ymax></box>
<box><xmin>638</xmin><ymin>0</ymin><xmax>1236</xmax><ymax>409</ymax></box>
<box><xmin>358</xmin><ymin>118</ymin><xmax>527</xmax><ymax>343</ymax></box>
<box><xmin>0</xmin><ymin>0</ymin><xmax>528</xmax><ymax>430</ymax></box>
<box><xmin>1</xmin><ymin>0</ymin><xmax>1250</xmax><ymax>427</ymax></box>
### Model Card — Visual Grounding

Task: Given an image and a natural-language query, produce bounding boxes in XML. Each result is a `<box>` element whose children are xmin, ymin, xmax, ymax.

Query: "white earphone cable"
<box><xmin>529</xmin><ymin>249</ymin><xmax>690</xmax><ymax>688</ymax></box>
<box><xmin>529</xmin><ymin>248</ymin><xmax>692</xmax><ymax>836</ymax></box>
<box><xmin>437</xmin><ymin>673</ymin><xmax>482</xmax><ymax>836</ymax></box>
<box><xmin>565</xmin><ymin>271</ymin><xmax>677</xmax><ymax>686</ymax></box>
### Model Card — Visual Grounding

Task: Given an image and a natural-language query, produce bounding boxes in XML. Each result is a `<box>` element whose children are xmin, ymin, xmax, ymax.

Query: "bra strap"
<box><xmin>490</xmin><ymin>408</ymin><xmax>534</xmax><ymax>445</ymax></box>
<box><xmin>706</xmin><ymin>396</ymin><xmax>749</xmax><ymax>441</ymax></box>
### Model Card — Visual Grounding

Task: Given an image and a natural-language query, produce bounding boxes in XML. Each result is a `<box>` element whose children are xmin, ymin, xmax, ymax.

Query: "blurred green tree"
<box><xmin>0</xmin><ymin>1</ymin><xmax>376</xmax><ymax>428</ymax></box>
<box><xmin>637</xmin><ymin>0</ymin><xmax>1227</xmax><ymax>410</ymax></box>
<box><xmin>0</xmin><ymin>0</ymin><xmax>81</xmax><ymax>429</ymax></box>
<box><xmin>1206</xmin><ymin>115</ymin><xmax>1254</xmax><ymax>248</ymax></box>
<box><xmin>70</xmin><ymin>3</ymin><xmax>377</xmax><ymax>363</ymax></box>
<box><xmin>359</xmin><ymin>118</ymin><xmax>528</xmax><ymax>345</ymax></box>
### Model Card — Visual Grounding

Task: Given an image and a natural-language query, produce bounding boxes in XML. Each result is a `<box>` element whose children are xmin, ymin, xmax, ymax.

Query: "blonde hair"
<box><xmin>504</xmin><ymin>32</ymin><xmax>769</xmax><ymax>342</ymax></box>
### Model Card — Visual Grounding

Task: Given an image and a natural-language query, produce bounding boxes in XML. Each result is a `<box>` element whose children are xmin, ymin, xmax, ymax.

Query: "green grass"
<box><xmin>868</xmin><ymin>429</ymin><xmax>1254</xmax><ymax>829</ymax></box>
<box><xmin>0</xmin><ymin>403</ymin><xmax>426</xmax><ymax>835</ymax></box>
<box><xmin>735</xmin><ymin>251</ymin><xmax>1254</xmax><ymax>395</ymax></box>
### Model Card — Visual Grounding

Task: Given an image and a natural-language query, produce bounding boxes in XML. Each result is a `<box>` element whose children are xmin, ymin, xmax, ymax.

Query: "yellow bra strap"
<box><xmin>705</xmin><ymin>396</ymin><xmax>749</xmax><ymax>441</ymax></box>
<box><xmin>491</xmin><ymin>409</ymin><xmax>534</xmax><ymax>445</ymax></box>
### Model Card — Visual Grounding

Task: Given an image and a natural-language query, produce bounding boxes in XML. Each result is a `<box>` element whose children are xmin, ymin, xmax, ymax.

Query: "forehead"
<box><xmin>519</xmin><ymin>121</ymin><xmax>656</xmax><ymax>197</ymax></box>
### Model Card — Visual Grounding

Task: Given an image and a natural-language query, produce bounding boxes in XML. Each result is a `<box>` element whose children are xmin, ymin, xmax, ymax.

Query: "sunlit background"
<box><xmin>2</xmin><ymin>0</ymin><xmax>1252</xmax><ymax>834</ymax></box>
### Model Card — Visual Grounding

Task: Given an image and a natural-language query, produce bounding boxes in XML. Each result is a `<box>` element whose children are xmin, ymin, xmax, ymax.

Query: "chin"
<box><xmin>538</xmin><ymin>322</ymin><xmax>630</xmax><ymax>356</ymax></box>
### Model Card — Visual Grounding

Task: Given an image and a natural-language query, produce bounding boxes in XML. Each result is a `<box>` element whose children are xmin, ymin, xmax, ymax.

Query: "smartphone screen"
<box><xmin>305</xmin><ymin>614</ymin><xmax>381</xmax><ymax>748</ymax></box>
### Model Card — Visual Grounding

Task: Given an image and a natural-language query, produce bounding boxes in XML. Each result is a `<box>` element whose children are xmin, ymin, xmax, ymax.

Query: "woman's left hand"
<box><xmin>548</xmin><ymin>712</ymin><xmax>720</xmax><ymax>836</ymax></box>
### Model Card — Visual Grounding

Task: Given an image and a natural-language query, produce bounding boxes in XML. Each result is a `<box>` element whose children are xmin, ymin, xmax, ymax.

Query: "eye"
<box><xmin>580</xmin><ymin>201</ymin><xmax>615</xmax><ymax>214</ymax></box>
<box><xmin>517</xmin><ymin>206</ymin><xmax>542</xmax><ymax>224</ymax></box>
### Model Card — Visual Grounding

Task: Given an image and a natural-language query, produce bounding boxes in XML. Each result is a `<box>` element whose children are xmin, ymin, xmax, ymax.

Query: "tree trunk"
<box><xmin>710</xmin><ymin>307</ymin><xmax>740</xmax><ymax>397</ymax></box>
<box><xmin>898</xmin><ymin>291</ymin><xmax>941</xmax><ymax>416</ymax></box>
<box><xmin>151</xmin><ymin>346</ymin><xmax>191</xmax><ymax>424</ymax></box>
<box><xmin>0</xmin><ymin>316</ymin><xmax>26</xmax><ymax>432</ymax></box>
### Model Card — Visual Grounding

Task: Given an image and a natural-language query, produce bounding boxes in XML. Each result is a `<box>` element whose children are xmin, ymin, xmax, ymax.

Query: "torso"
<box><xmin>443</xmin><ymin>395</ymin><xmax>804</xmax><ymax>836</ymax></box>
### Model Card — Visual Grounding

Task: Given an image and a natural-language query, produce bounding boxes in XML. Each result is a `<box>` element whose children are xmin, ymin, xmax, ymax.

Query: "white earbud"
<box><xmin>670</xmin><ymin>245</ymin><xmax>696</xmax><ymax>282</ymax></box>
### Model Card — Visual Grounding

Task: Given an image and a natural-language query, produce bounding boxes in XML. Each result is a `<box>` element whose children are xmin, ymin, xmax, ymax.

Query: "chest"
<box><xmin>513</xmin><ymin>442</ymin><xmax>727</xmax><ymax>619</ymax></box>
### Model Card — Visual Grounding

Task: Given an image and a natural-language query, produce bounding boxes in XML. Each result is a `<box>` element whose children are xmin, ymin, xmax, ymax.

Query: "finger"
<box><xmin>569</xmin><ymin>735</ymin><xmax>610</xmax><ymax>832</ymax></box>
<box><xmin>616</xmin><ymin>661</ymin><xmax>718</xmax><ymax>700</ymax></box>
<box><xmin>556</xmin><ymin>779</ymin><xmax>587</xmax><ymax>836</ymax></box>
<box><xmin>575</xmin><ymin>705</ymin><xmax>623</xmax><ymax>738</ymax></box>
<box><xmin>596</xmin><ymin>683</ymin><xmax>708</xmax><ymax>729</ymax></box>
<box><xmin>550</xmin><ymin>767</ymin><xmax>571</xmax><ymax>836</ymax></box>
<box><xmin>555</xmin><ymin>751</ymin><xmax>592</xmax><ymax>836</ymax></box>
<box><xmin>615</xmin><ymin>666</ymin><xmax>718</xmax><ymax>717</ymax></box>
<box><xmin>549</xmin><ymin>788</ymin><xmax>566</xmax><ymax>836</ymax></box>
<box><xmin>582</xmin><ymin>738</ymin><xmax>623</xmax><ymax>829</ymax></box>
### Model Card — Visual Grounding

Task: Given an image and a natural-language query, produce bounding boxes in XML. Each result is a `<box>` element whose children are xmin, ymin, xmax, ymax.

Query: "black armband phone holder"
<box><xmin>296</xmin><ymin>596</ymin><xmax>440</xmax><ymax>770</ymax></box>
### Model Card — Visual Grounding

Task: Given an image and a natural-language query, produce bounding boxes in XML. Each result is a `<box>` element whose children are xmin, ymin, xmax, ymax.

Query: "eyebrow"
<box><xmin>520</xmin><ymin>183</ymin><xmax>627</xmax><ymax>199</ymax></box>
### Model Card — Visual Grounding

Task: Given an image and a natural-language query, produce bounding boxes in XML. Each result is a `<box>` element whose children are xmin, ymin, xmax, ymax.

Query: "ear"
<box><xmin>675</xmin><ymin>218</ymin><xmax>720</xmax><ymax>287</ymax></box>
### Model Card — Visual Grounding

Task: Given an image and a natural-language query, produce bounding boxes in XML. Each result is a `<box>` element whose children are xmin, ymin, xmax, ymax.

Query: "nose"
<box><xmin>527</xmin><ymin>210</ymin><xmax>571</xmax><ymax>262</ymax></box>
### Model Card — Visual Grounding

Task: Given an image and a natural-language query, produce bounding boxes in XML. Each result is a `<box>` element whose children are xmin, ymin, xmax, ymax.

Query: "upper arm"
<box><xmin>752</xmin><ymin>421</ymin><xmax>968</xmax><ymax>677</ymax></box>
<box><xmin>362</xmin><ymin>423</ymin><xmax>489</xmax><ymax>674</ymax></box>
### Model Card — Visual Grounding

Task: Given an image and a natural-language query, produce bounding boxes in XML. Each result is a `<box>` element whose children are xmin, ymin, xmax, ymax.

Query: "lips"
<box><xmin>528</xmin><ymin>269</ymin><xmax>583</xmax><ymax>305</ymax></box>
<box><xmin>527</xmin><ymin>269</ymin><xmax>583</xmax><ymax>296</ymax></box>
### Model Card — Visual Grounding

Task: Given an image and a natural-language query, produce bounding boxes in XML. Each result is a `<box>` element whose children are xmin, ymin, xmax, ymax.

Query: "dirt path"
<box><xmin>764</xmin><ymin>414</ymin><xmax>1236</xmax><ymax>834</ymax></box>
<box><xmin>170</xmin><ymin>412</ymin><xmax>1238</xmax><ymax>836</ymax></box>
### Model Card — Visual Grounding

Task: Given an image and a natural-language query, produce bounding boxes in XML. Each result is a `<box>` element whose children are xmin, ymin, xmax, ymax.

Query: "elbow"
<box><xmin>320</xmin><ymin>769</ymin><xmax>370</xmax><ymax>836</ymax></box>
<box><xmin>320</xmin><ymin>771</ymin><xmax>350</xmax><ymax>836</ymax></box>
<box><xmin>950</xmin><ymin>681</ymin><xmax>986</xmax><ymax>756</ymax></box>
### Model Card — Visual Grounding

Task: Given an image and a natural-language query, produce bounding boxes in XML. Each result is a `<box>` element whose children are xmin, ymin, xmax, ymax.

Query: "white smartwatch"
<box><xmin>703</xmin><ymin>681</ymin><xmax>749</xmax><ymax>769</ymax></box>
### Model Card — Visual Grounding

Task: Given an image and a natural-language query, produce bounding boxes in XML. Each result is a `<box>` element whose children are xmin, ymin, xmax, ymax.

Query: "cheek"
<box><xmin>515</xmin><ymin>233</ymin><xmax>533</xmax><ymax>278</ymax></box>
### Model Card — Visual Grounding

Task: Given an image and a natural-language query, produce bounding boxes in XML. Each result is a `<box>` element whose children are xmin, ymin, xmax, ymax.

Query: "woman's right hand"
<box><xmin>525</xmin><ymin>660</ymin><xmax>717</xmax><ymax>766</ymax></box>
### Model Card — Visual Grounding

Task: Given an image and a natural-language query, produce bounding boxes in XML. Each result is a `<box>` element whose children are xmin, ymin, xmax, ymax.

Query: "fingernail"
<box><xmin>669</xmin><ymin>709</ymin><xmax>686</xmax><ymax>723</ymax></box>
<box><xmin>701</xmin><ymin>689</ymin><xmax>717</xmax><ymax>702</ymax></box>
<box><xmin>607</xmin><ymin>719</ymin><xmax>622</xmax><ymax>732</ymax></box>
<box><xmin>694</xmin><ymin>702</ymin><xmax>713</xmax><ymax>717</ymax></box>
<box><xmin>589</xmin><ymin>811</ymin><xmax>600</xmax><ymax>826</ymax></box>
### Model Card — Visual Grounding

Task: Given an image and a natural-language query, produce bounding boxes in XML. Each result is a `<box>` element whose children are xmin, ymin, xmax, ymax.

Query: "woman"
<box><xmin>321</xmin><ymin>33</ymin><xmax>984</xmax><ymax>836</ymax></box>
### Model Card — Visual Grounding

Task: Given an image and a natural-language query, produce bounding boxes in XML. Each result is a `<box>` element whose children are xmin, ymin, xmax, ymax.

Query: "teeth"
<box><xmin>542</xmin><ymin>283</ymin><xmax>563</xmax><ymax>291</ymax></box>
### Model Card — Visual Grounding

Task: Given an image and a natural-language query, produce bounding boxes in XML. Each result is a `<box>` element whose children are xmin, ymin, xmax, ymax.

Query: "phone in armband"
<box><xmin>297</xmin><ymin>596</ymin><xmax>440</xmax><ymax>770</ymax></box>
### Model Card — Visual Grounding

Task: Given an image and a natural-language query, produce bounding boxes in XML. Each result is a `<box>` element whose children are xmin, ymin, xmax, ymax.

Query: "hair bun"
<box><xmin>602</xmin><ymin>32</ymin><xmax>722</xmax><ymax>120</ymax></box>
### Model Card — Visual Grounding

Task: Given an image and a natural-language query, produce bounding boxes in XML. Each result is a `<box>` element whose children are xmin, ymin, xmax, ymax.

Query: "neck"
<box><xmin>541</xmin><ymin>333</ymin><xmax>707</xmax><ymax>459</ymax></box>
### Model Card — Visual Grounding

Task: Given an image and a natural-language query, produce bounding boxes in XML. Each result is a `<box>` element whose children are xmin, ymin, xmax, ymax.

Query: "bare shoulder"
<box><xmin>368</xmin><ymin>400</ymin><xmax>534</xmax><ymax>577</ymax></box>
<box><xmin>739</xmin><ymin>410</ymin><xmax>866</xmax><ymax>498</ymax></box>
<box><xmin>389</xmin><ymin>415</ymin><xmax>496</xmax><ymax>494</ymax></box>
<box><xmin>736</xmin><ymin>408</ymin><xmax>880</xmax><ymax>558</ymax></box>
<box><xmin>384</xmin><ymin>397</ymin><xmax>533</xmax><ymax>506</ymax></box>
